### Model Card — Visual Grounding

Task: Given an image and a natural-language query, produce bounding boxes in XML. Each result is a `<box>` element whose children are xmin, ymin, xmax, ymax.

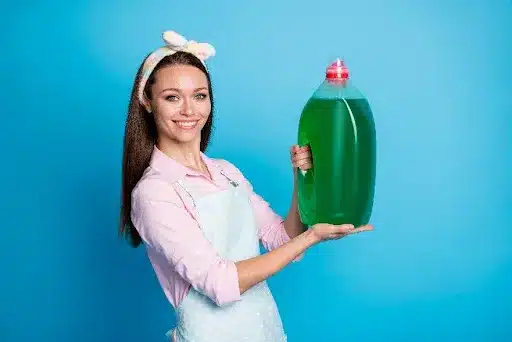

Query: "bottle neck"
<box><xmin>325</xmin><ymin>78</ymin><xmax>349</xmax><ymax>86</ymax></box>
<box><xmin>313</xmin><ymin>78</ymin><xmax>364</xmax><ymax>100</ymax></box>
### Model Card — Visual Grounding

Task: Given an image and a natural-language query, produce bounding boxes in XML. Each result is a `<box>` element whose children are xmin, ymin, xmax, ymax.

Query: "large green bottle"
<box><xmin>297</xmin><ymin>59</ymin><xmax>376</xmax><ymax>227</ymax></box>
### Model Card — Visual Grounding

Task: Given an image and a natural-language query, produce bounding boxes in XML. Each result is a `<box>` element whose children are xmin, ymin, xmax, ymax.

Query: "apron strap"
<box><xmin>175</xmin><ymin>180</ymin><xmax>196</xmax><ymax>207</ymax></box>
<box><xmin>213</xmin><ymin>162</ymin><xmax>239</xmax><ymax>188</ymax></box>
<box><xmin>219</xmin><ymin>170</ymin><xmax>239</xmax><ymax>188</ymax></box>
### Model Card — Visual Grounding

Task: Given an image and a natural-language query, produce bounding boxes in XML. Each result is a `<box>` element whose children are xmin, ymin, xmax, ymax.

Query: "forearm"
<box><xmin>283</xmin><ymin>169</ymin><xmax>307</xmax><ymax>238</ymax></box>
<box><xmin>235</xmin><ymin>229</ymin><xmax>318</xmax><ymax>294</ymax></box>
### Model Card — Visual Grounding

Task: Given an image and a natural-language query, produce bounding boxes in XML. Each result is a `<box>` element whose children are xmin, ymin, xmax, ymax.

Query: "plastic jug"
<box><xmin>297</xmin><ymin>59</ymin><xmax>376</xmax><ymax>227</ymax></box>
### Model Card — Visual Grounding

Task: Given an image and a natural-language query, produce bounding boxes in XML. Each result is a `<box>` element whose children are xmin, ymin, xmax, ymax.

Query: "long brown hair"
<box><xmin>120</xmin><ymin>51</ymin><xmax>215</xmax><ymax>247</ymax></box>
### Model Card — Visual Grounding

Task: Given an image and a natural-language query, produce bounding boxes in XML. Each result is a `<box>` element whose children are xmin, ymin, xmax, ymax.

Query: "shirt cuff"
<box><xmin>211</xmin><ymin>260</ymin><xmax>242</xmax><ymax>307</ymax></box>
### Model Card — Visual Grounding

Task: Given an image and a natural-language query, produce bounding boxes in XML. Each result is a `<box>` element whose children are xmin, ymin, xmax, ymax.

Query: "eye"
<box><xmin>166</xmin><ymin>95</ymin><xmax>179</xmax><ymax>102</ymax></box>
<box><xmin>195</xmin><ymin>93</ymin><xmax>208</xmax><ymax>100</ymax></box>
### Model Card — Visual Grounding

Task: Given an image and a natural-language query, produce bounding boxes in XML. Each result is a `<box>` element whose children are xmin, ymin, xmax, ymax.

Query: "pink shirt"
<box><xmin>130</xmin><ymin>147</ymin><xmax>295</xmax><ymax>308</ymax></box>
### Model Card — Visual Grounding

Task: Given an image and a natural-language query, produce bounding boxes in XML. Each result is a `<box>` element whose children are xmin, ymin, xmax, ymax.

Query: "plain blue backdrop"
<box><xmin>1</xmin><ymin>1</ymin><xmax>511</xmax><ymax>341</ymax></box>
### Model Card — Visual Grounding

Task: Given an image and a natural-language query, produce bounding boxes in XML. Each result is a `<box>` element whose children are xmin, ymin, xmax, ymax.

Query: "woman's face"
<box><xmin>148</xmin><ymin>64</ymin><xmax>211</xmax><ymax>147</ymax></box>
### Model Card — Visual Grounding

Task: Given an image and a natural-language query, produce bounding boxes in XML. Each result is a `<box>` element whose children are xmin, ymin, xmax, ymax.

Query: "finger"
<box><xmin>290</xmin><ymin>148</ymin><xmax>305</xmax><ymax>159</ymax></box>
<box><xmin>290</xmin><ymin>145</ymin><xmax>299</xmax><ymax>155</ymax></box>
<box><xmin>295</xmin><ymin>151</ymin><xmax>311</xmax><ymax>158</ymax></box>
<box><xmin>292</xmin><ymin>152</ymin><xmax>311</xmax><ymax>162</ymax></box>
<box><xmin>294</xmin><ymin>159</ymin><xmax>312</xmax><ymax>169</ymax></box>
<box><xmin>347</xmin><ymin>225</ymin><xmax>374</xmax><ymax>234</ymax></box>
<box><xmin>295</xmin><ymin>162</ymin><xmax>312</xmax><ymax>171</ymax></box>
<box><xmin>297</xmin><ymin>161</ymin><xmax>313</xmax><ymax>170</ymax></box>
<box><xmin>335</xmin><ymin>224</ymin><xmax>355</xmax><ymax>234</ymax></box>
<box><xmin>291</xmin><ymin>157</ymin><xmax>311</xmax><ymax>166</ymax></box>
<box><xmin>292</xmin><ymin>145</ymin><xmax>310</xmax><ymax>154</ymax></box>
<box><xmin>292</xmin><ymin>157</ymin><xmax>311</xmax><ymax>166</ymax></box>
<box><xmin>294</xmin><ymin>162</ymin><xmax>312</xmax><ymax>170</ymax></box>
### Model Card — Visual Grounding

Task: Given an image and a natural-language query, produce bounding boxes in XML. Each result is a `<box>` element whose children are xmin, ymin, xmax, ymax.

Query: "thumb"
<box><xmin>337</xmin><ymin>224</ymin><xmax>355</xmax><ymax>234</ymax></box>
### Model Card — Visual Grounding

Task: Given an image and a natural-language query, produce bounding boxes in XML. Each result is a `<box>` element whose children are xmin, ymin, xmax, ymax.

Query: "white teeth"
<box><xmin>175</xmin><ymin>121</ymin><xmax>198</xmax><ymax>129</ymax></box>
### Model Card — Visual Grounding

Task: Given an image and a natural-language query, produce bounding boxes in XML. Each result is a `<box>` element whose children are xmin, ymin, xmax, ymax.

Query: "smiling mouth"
<box><xmin>174</xmin><ymin>120</ymin><xmax>199</xmax><ymax>130</ymax></box>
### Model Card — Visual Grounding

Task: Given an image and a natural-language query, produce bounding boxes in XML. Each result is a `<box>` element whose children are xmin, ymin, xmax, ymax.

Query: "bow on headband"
<box><xmin>162</xmin><ymin>31</ymin><xmax>216</xmax><ymax>61</ymax></box>
<box><xmin>137</xmin><ymin>30</ymin><xmax>216</xmax><ymax>105</ymax></box>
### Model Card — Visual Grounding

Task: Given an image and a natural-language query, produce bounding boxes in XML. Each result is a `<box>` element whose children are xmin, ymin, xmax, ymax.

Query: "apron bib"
<box><xmin>169</xmin><ymin>166</ymin><xmax>287</xmax><ymax>342</ymax></box>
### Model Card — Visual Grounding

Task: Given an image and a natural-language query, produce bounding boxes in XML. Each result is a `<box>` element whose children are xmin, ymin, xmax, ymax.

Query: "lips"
<box><xmin>174</xmin><ymin>120</ymin><xmax>199</xmax><ymax>130</ymax></box>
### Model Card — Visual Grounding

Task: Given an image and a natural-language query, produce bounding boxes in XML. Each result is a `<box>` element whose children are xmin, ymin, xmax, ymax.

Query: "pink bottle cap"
<box><xmin>326</xmin><ymin>58</ymin><xmax>349</xmax><ymax>81</ymax></box>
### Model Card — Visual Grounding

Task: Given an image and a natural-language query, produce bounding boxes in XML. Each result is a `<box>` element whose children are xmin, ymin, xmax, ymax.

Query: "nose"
<box><xmin>181</xmin><ymin>98</ymin><xmax>194</xmax><ymax>116</ymax></box>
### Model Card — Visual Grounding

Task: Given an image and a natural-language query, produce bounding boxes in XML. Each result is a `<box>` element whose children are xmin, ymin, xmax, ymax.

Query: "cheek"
<box><xmin>199</xmin><ymin>101</ymin><xmax>212</xmax><ymax>119</ymax></box>
<box><xmin>154</xmin><ymin>100</ymin><xmax>179</xmax><ymax>117</ymax></box>
<box><xmin>153</xmin><ymin>112</ymin><xmax>175</xmax><ymax>134</ymax></box>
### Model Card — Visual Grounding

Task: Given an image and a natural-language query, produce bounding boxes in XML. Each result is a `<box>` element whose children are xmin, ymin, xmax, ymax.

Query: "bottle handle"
<box><xmin>296</xmin><ymin>142</ymin><xmax>315</xmax><ymax>226</ymax></box>
<box><xmin>298</xmin><ymin>142</ymin><xmax>314</xmax><ymax>174</ymax></box>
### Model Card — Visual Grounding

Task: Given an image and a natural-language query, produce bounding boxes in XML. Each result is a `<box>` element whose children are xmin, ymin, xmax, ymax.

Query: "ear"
<box><xmin>140</xmin><ymin>94</ymin><xmax>153</xmax><ymax>113</ymax></box>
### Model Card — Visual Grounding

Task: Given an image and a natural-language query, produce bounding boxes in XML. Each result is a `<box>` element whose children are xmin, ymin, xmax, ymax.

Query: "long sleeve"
<box><xmin>130</xmin><ymin>179</ymin><xmax>241</xmax><ymax>307</ymax></box>
<box><xmin>247</xmin><ymin>183</ymin><xmax>305</xmax><ymax>261</ymax></box>
<box><xmin>248</xmin><ymin>189</ymin><xmax>291</xmax><ymax>251</ymax></box>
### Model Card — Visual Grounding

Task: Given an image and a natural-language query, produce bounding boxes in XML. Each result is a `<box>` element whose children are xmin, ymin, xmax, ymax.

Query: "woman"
<box><xmin>120</xmin><ymin>30</ymin><xmax>373</xmax><ymax>342</ymax></box>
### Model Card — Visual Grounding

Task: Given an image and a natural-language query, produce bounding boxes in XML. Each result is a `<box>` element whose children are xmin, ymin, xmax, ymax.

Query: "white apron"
<box><xmin>168</xmin><ymin>166</ymin><xmax>288</xmax><ymax>342</ymax></box>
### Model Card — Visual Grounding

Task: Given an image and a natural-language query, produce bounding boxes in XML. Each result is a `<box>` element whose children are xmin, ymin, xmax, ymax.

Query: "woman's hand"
<box><xmin>310</xmin><ymin>223</ymin><xmax>373</xmax><ymax>243</ymax></box>
<box><xmin>291</xmin><ymin>145</ymin><xmax>312</xmax><ymax>171</ymax></box>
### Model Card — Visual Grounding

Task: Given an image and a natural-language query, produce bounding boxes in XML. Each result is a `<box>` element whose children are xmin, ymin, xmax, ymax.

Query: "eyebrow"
<box><xmin>159</xmin><ymin>87</ymin><xmax>208</xmax><ymax>94</ymax></box>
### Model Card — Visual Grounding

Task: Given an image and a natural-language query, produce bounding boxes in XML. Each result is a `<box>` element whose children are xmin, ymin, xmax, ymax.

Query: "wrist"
<box><xmin>301</xmin><ymin>228</ymin><xmax>320</xmax><ymax>246</ymax></box>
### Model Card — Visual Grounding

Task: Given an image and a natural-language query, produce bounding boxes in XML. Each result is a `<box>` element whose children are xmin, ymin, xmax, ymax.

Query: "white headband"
<box><xmin>137</xmin><ymin>30</ymin><xmax>216</xmax><ymax>105</ymax></box>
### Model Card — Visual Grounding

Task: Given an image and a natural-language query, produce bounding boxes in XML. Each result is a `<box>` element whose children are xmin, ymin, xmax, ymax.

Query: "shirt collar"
<box><xmin>149</xmin><ymin>145</ymin><xmax>223</xmax><ymax>184</ymax></box>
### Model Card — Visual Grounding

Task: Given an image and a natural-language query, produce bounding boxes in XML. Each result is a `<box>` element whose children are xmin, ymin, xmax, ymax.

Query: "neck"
<box><xmin>157</xmin><ymin>137</ymin><xmax>207</xmax><ymax>174</ymax></box>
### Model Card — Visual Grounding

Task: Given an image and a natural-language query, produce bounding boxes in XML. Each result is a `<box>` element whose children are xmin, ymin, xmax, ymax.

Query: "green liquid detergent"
<box><xmin>297</xmin><ymin>59</ymin><xmax>376</xmax><ymax>227</ymax></box>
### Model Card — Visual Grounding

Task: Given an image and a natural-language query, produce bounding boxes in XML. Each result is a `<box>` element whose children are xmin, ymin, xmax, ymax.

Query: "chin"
<box><xmin>171</xmin><ymin>128</ymin><xmax>203</xmax><ymax>144</ymax></box>
<box><xmin>176</xmin><ymin>135</ymin><xmax>200</xmax><ymax>145</ymax></box>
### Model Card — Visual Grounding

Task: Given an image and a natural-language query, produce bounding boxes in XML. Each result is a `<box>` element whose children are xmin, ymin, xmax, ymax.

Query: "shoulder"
<box><xmin>212</xmin><ymin>158</ymin><xmax>254</xmax><ymax>189</ymax></box>
<box><xmin>131</xmin><ymin>167</ymin><xmax>184</xmax><ymax>208</ymax></box>
<box><xmin>213</xmin><ymin>158</ymin><xmax>243</xmax><ymax>176</ymax></box>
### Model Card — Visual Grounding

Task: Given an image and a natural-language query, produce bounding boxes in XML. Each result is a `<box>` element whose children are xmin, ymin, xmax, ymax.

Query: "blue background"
<box><xmin>1</xmin><ymin>1</ymin><xmax>511</xmax><ymax>341</ymax></box>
